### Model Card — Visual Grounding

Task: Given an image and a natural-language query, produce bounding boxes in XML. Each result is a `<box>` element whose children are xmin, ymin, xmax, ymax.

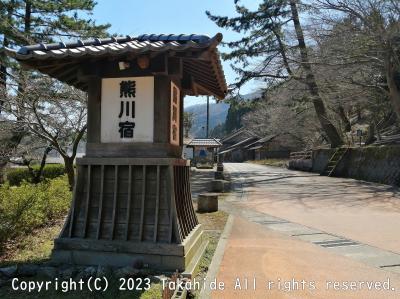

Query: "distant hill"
<box><xmin>185</xmin><ymin>102</ymin><xmax>229</xmax><ymax>138</ymax></box>
<box><xmin>184</xmin><ymin>90</ymin><xmax>263</xmax><ymax>138</ymax></box>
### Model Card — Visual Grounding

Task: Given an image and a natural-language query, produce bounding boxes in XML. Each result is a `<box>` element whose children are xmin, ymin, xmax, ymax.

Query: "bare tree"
<box><xmin>315</xmin><ymin>0</ymin><xmax>400</xmax><ymax>121</ymax></box>
<box><xmin>1</xmin><ymin>74</ymin><xmax>87</xmax><ymax>189</ymax></box>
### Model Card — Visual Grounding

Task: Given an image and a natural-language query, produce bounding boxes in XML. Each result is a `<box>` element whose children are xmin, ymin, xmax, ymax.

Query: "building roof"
<box><xmin>5</xmin><ymin>33</ymin><xmax>227</xmax><ymax>99</ymax></box>
<box><xmin>186</xmin><ymin>138</ymin><xmax>222</xmax><ymax>147</ymax></box>
<box><xmin>221</xmin><ymin>136</ymin><xmax>259</xmax><ymax>153</ymax></box>
<box><xmin>220</xmin><ymin>128</ymin><xmax>259</xmax><ymax>144</ymax></box>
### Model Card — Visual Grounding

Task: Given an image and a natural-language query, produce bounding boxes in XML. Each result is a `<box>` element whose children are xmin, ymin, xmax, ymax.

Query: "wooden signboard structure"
<box><xmin>6</xmin><ymin>33</ymin><xmax>227</xmax><ymax>271</ymax></box>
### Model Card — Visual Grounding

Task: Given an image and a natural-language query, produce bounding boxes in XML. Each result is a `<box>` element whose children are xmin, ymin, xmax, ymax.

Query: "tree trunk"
<box><xmin>385</xmin><ymin>54</ymin><xmax>400</xmax><ymax>122</ymax></box>
<box><xmin>0</xmin><ymin>1</ymin><xmax>14</xmax><ymax>112</ymax></box>
<box><xmin>64</xmin><ymin>157</ymin><xmax>75</xmax><ymax>191</ymax></box>
<box><xmin>0</xmin><ymin>161</ymin><xmax>7</xmax><ymax>184</ymax></box>
<box><xmin>32</xmin><ymin>146</ymin><xmax>51</xmax><ymax>183</ymax></box>
<box><xmin>289</xmin><ymin>0</ymin><xmax>343</xmax><ymax>148</ymax></box>
<box><xmin>338</xmin><ymin>105</ymin><xmax>351</xmax><ymax>132</ymax></box>
<box><xmin>365</xmin><ymin>123</ymin><xmax>376</xmax><ymax>145</ymax></box>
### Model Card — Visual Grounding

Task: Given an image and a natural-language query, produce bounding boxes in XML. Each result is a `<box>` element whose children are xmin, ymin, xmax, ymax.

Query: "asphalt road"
<box><xmin>222</xmin><ymin>163</ymin><xmax>400</xmax><ymax>268</ymax></box>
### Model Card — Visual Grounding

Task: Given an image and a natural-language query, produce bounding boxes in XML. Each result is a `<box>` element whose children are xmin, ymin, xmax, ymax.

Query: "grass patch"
<box><xmin>189</xmin><ymin>209</ymin><xmax>229</xmax><ymax>298</ymax></box>
<box><xmin>0</xmin><ymin>176</ymin><xmax>71</xmax><ymax>253</ymax></box>
<box><xmin>248</xmin><ymin>158</ymin><xmax>289</xmax><ymax>168</ymax></box>
<box><xmin>0</xmin><ymin>219</ymin><xmax>64</xmax><ymax>267</ymax></box>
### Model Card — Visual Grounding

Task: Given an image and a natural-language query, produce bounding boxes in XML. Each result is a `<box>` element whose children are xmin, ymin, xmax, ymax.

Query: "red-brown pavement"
<box><xmin>224</xmin><ymin>163</ymin><xmax>400</xmax><ymax>254</ymax></box>
<box><xmin>211</xmin><ymin>216</ymin><xmax>400</xmax><ymax>298</ymax></box>
<box><xmin>203</xmin><ymin>162</ymin><xmax>400</xmax><ymax>298</ymax></box>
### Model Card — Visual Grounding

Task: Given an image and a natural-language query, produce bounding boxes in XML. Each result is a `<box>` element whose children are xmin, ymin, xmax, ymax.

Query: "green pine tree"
<box><xmin>206</xmin><ymin>0</ymin><xmax>344</xmax><ymax>148</ymax></box>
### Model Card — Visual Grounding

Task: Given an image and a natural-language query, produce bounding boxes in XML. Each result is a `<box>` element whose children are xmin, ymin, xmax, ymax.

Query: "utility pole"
<box><xmin>206</xmin><ymin>96</ymin><xmax>209</xmax><ymax>138</ymax></box>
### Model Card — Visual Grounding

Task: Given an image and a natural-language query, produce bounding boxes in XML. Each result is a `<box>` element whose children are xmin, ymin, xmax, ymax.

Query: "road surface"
<box><xmin>223</xmin><ymin>163</ymin><xmax>400</xmax><ymax>255</ymax></box>
<box><xmin>205</xmin><ymin>163</ymin><xmax>400</xmax><ymax>299</ymax></box>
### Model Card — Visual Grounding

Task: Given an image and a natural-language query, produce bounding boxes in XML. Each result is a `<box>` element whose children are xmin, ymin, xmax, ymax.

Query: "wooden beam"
<box><xmin>168</xmin><ymin>57</ymin><xmax>182</xmax><ymax>78</ymax></box>
<box><xmin>150</xmin><ymin>54</ymin><xmax>168</xmax><ymax>75</ymax></box>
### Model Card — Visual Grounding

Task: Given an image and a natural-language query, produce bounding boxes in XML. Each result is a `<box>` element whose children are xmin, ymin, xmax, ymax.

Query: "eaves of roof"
<box><xmin>5</xmin><ymin>33</ymin><xmax>227</xmax><ymax>100</ymax></box>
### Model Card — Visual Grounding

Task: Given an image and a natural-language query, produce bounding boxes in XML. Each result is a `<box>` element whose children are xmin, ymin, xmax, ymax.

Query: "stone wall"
<box><xmin>311</xmin><ymin>146</ymin><xmax>400</xmax><ymax>186</ymax></box>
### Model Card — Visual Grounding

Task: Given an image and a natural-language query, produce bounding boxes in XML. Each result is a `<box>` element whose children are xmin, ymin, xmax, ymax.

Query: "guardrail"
<box><xmin>289</xmin><ymin>150</ymin><xmax>312</xmax><ymax>160</ymax></box>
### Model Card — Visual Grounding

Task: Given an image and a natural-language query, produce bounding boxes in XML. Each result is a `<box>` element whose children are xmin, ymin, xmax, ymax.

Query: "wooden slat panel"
<box><xmin>139</xmin><ymin>166</ymin><xmax>146</xmax><ymax>241</ymax></box>
<box><xmin>186</xmin><ymin>166</ymin><xmax>198</xmax><ymax>228</ymax></box>
<box><xmin>168</xmin><ymin>165</ymin><xmax>181</xmax><ymax>243</ymax></box>
<box><xmin>182</xmin><ymin>166</ymin><xmax>192</xmax><ymax>231</ymax></box>
<box><xmin>110</xmin><ymin>165</ymin><xmax>119</xmax><ymax>240</ymax></box>
<box><xmin>96</xmin><ymin>165</ymin><xmax>105</xmax><ymax>239</ymax></box>
<box><xmin>177</xmin><ymin>166</ymin><xmax>189</xmax><ymax>237</ymax></box>
<box><xmin>125</xmin><ymin>165</ymin><xmax>133</xmax><ymax>241</ymax></box>
<box><xmin>153</xmin><ymin>165</ymin><xmax>161</xmax><ymax>242</ymax></box>
<box><xmin>83</xmin><ymin>165</ymin><xmax>92</xmax><ymax>238</ymax></box>
<box><xmin>68</xmin><ymin>165</ymin><xmax>81</xmax><ymax>238</ymax></box>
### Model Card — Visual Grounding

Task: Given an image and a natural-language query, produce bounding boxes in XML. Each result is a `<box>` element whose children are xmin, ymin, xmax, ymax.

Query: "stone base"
<box><xmin>211</xmin><ymin>180</ymin><xmax>225</xmax><ymax>192</ymax></box>
<box><xmin>197</xmin><ymin>193</ymin><xmax>218</xmax><ymax>213</ymax></box>
<box><xmin>52</xmin><ymin>225</ymin><xmax>206</xmax><ymax>272</ymax></box>
<box><xmin>214</xmin><ymin>171</ymin><xmax>224</xmax><ymax>180</ymax></box>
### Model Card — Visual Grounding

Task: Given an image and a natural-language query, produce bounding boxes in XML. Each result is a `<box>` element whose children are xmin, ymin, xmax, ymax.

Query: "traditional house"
<box><xmin>218</xmin><ymin>128</ymin><xmax>259</xmax><ymax>162</ymax></box>
<box><xmin>246</xmin><ymin>134</ymin><xmax>301</xmax><ymax>160</ymax></box>
<box><xmin>186</xmin><ymin>138</ymin><xmax>221</xmax><ymax>167</ymax></box>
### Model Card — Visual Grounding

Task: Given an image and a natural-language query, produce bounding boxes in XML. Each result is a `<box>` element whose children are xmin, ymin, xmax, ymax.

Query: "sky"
<box><xmin>92</xmin><ymin>0</ymin><xmax>262</xmax><ymax>107</ymax></box>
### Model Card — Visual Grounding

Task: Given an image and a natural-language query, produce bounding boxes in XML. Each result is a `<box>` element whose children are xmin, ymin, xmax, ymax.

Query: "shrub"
<box><xmin>0</xmin><ymin>175</ymin><xmax>71</xmax><ymax>252</ymax></box>
<box><xmin>41</xmin><ymin>164</ymin><xmax>66</xmax><ymax>180</ymax></box>
<box><xmin>6</xmin><ymin>164</ymin><xmax>65</xmax><ymax>186</ymax></box>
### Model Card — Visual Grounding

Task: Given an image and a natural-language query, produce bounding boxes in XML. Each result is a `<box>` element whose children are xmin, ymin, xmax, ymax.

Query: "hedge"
<box><xmin>6</xmin><ymin>164</ymin><xmax>65</xmax><ymax>186</ymax></box>
<box><xmin>0</xmin><ymin>175</ymin><xmax>71</xmax><ymax>252</ymax></box>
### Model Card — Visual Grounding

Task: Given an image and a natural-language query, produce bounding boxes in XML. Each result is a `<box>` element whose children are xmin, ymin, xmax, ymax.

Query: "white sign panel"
<box><xmin>101</xmin><ymin>77</ymin><xmax>154</xmax><ymax>143</ymax></box>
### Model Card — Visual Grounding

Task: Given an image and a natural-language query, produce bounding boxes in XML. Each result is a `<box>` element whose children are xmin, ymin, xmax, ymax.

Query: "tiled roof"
<box><xmin>220</xmin><ymin>128</ymin><xmax>259</xmax><ymax>143</ymax></box>
<box><xmin>186</xmin><ymin>138</ymin><xmax>222</xmax><ymax>147</ymax></box>
<box><xmin>5</xmin><ymin>33</ymin><xmax>227</xmax><ymax>99</ymax></box>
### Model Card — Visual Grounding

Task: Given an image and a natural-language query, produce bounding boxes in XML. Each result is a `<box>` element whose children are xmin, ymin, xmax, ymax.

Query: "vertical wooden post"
<box><xmin>68</xmin><ymin>165</ymin><xmax>81</xmax><ymax>238</ymax></box>
<box><xmin>186</xmin><ymin>166</ymin><xmax>198</xmax><ymax>228</ymax></box>
<box><xmin>110</xmin><ymin>165</ymin><xmax>119</xmax><ymax>240</ymax></box>
<box><xmin>83</xmin><ymin>165</ymin><xmax>92</xmax><ymax>238</ymax></box>
<box><xmin>125</xmin><ymin>165</ymin><xmax>133</xmax><ymax>240</ymax></box>
<box><xmin>139</xmin><ymin>165</ymin><xmax>146</xmax><ymax>241</ymax></box>
<box><xmin>153</xmin><ymin>165</ymin><xmax>161</xmax><ymax>242</ymax></box>
<box><xmin>168</xmin><ymin>166</ymin><xmax>181</xmax><ymax>243</ymax></box>
<box><xmin>96</xmin><ymin>165</ymin><xmax>105</xmax><ymax>239</ymax></box>
<box><xmin>87</xmin><ymin>77</ymin><xmax>101</xmax><ymax>143</ymax></box>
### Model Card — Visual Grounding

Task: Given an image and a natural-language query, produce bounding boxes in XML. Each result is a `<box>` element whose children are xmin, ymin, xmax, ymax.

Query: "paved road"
<box><xmin>205</xmin><ymin>163</ymin><xmax>400</xmax><ymax>298</ymax></box>
<box><xmin>223</xmin><ymin>163</ymin><xmax>400</xmax><ymax>256</ymax></box>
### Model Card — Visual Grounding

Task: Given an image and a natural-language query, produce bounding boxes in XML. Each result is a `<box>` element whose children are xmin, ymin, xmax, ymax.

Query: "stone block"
<box><xmin>214</xmin><ymin>171</ymin><xmax>224</xmax><ymax>180</ymax></box>
<box><xmin>211</xmin><ymin>180</ymin><xmax>225</xmax><ymax>192</ymax></box>
<box><xmin>223</xmin><ymin>180</ymin><xmax>231</xmax><ymax>192</ymax></box>
<box><xmin>197</xmin><ymin>193</ymin><xmax>218</xmax><ymax>213</ymax></box>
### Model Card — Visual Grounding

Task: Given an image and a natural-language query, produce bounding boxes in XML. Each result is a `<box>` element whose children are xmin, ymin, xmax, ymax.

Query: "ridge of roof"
<box><xmin>8</xmin><ymin>33</ymin><xmax>222</xmax><ymax>56</ymax></box>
